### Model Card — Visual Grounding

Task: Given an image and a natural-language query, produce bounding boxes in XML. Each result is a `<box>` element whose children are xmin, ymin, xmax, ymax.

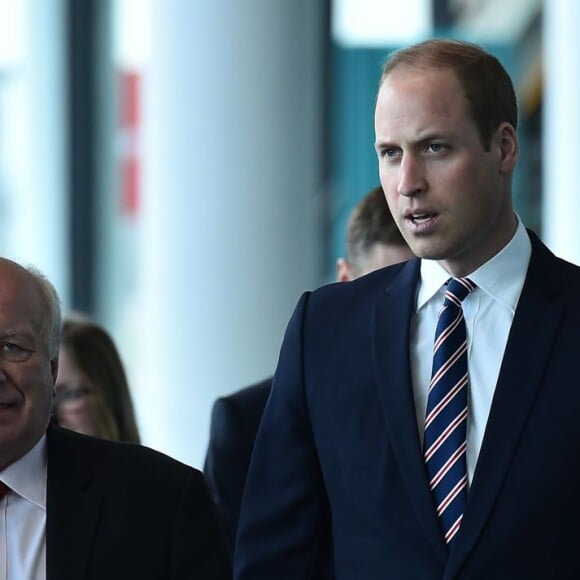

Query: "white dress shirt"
<box><xmin>0</xmin><ymin>435</ymin><xmax>47</xmax><ymax>580</ymax></box>
<box><xmin>410</xmin><ymin>217</ymin><xmax>531</xmax><ymax>485</ymax></box>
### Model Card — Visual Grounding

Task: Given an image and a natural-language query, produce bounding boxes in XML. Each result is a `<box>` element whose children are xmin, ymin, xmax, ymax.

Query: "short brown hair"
<box><xmin>346</xmin><ymin>185</ymin><xmax>407</xmax><ymax>266</ymax></box>
<box><xmin>380</xmin><ymin>39</ymin><xmax>517</xmax><ymax>151</ymax></box>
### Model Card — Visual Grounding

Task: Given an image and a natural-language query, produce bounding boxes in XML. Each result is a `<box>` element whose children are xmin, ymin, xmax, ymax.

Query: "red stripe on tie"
<box><xmin>424</xmin><ymin>407</ymin><xmax>468</xmax><ymax>462</ymax></box>
<box><xmin>429</xmin><ymin>342</ymin><xmax>468</xmax><ymax>391</ymax></box>
<box><xmin>425</xmin><ymin>374</ymin><xmax>468</xmax><ymax>429</ymax></box>
<box><xmin>437</xmin><ymin>474</ymin><xmax>468</xmax><ymax>516</ymax></box>
<box><xmin>445</xmin><ymin>515</ymin><xmax>463</xmax><ymax>544</ymax></box>
<box><xmin>433</xmin><ymin>310</ymin><xmax>463</xmax><ymax>352</ymax></box>
<box><xmin>429</xmin><ymin>441</ymin><xmax>467</xmax><ymax>489</ymax></box>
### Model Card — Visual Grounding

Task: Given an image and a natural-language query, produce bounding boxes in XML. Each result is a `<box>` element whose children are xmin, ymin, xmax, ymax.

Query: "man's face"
<box><xmin>374</xmin><ymin>66</ymin><xmax>518</xmax><ymax>277</ymax></box>
<box><xmin>0</xmin><ymin>261</ymin><xmax>57</xmax><ymax>470</ymax></box>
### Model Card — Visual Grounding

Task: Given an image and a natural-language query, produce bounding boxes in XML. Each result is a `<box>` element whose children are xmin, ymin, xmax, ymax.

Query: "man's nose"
<box><xmin>397</xmin><ymin>154</ymin><xmax>427</xmax><ymax>197</ymax></box>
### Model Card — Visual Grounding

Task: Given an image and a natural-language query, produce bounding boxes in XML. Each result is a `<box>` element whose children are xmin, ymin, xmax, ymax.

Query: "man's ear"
<box><xmin>497</xmin><ymin>122</ymin><xmax>519</xmax><ymax>174</ymax></box>
<box><xmin>336</xmin><ymin>258</ymin><xmax>354</xmax><ymax>282</ymax></box>
<box><xmin>50</xmin><ymin>356</ymin><xmax>59</xmax><ymax>384</ymax></box>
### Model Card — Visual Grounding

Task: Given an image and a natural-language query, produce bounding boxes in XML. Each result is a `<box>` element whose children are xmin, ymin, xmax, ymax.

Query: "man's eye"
<box><xmin>1</xmin><ymin>342</ymin><xmax>31</xmax><ymax>361</ymax></box>
<box><xmin>380</xmin><ymin>148</ymin><xmax>398</xmax><ymax>159</ymax></box>
<box><xmin>428</xmin><ymin>143</ymin><xmax>446</xmax><ymax>153</ymax></box>
<box><xmin>5</xmin><ymin>343</ymin><xmax>22</xmax><ymax>350</ymax></box>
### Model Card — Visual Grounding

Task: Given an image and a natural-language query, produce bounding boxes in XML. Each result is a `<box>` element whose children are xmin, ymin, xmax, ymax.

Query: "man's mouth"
<box><xmin>407</xmin><ymin>211</ymin><xmax>437</xmax><ymax>223</ymax></box>
<box><xmin>409</xmin><ymin>212</ymin><xmax>432</xmax><ymax>223</ymax></box>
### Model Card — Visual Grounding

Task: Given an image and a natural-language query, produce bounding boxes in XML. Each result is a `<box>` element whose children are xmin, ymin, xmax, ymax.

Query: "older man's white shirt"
<box><xmin>0</xmin><ymin>435</ymin><xmax>46</xmax><ymax>580</ymax></box>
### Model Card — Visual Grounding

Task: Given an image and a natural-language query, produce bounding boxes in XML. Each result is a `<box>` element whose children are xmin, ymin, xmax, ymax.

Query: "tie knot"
<box><xmin>444</xmin><ymin>277</ymin><xmax>475</xmax><ymax>307</ymax></box>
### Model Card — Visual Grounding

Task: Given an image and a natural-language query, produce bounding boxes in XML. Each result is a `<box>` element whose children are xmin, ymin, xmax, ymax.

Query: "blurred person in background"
<box><xmin>54</xmin><ymin>316</ymin><xmax>140</xmax><ymax>443</ymax></box>
<box><xmin>336</xmin><ymin>184</ymin><xmax>414</xmax><ymax>281</ymax></box>
<box><xmin>204</xmin><ymin>185</ymin><xmax>412</xmax><ymax>554</ymax></box>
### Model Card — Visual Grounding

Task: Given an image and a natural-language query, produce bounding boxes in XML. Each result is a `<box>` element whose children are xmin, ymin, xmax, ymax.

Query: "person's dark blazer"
<box><xmin>45</xmin><ymin>425</ymin><xmax>231</xmax><ymax>580</ymax></box>
<box><xmin>235</xmin><ymin>231</ymin><xmax>580</xmax><ymax>579</ymax></box>
<box><xmin>204</xmin><ymin>378</ymin><xmax>272</xmax><ymax>550</ymax></box>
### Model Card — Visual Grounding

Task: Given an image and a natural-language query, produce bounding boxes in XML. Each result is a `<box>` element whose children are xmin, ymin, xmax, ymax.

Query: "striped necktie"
<box><xmin>424</xmin><ymin>277</ymin><xmax>475</xmax><ymax>546</ymax></box>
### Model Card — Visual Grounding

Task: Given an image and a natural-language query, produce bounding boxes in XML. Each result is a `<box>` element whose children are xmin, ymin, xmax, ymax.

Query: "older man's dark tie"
<box><xmin>424</xmin><ymin>277</ymin><xmax>475</xmax><ymax>546</ymax></box>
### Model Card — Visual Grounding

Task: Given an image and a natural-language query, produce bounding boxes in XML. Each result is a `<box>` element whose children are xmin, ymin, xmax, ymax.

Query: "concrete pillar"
<box><xmin>542</xmin><ymin>0</ymin><xmax>580</xmax><ymax>264</ymax></box>
<box><xmin>0</xmin><ymin>0</ymin><xmax>68</xmax><ymax>301</ymax></box>
<box><xmin>130</xmin><ymin>0</ymin><xmax>326</xmax><ymax>466</ymax></box>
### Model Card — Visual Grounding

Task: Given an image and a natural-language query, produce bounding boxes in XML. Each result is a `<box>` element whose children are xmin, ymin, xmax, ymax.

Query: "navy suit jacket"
<box><xmin>45</xmin><ymin>425</ymin><xmax>231</xmax><ymax>579</ymax></box>
<box><xmin>235</xmin><ymin>231</ymin><xmax>580</xmax><ymax>579</ymax></box>
<box><xmin>204</xmin><ymin>378</ymin><xmax>272</xmax><ymax>550</ymax></box>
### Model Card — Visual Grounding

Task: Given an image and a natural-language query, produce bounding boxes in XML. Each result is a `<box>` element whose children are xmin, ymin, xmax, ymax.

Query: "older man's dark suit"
<box><xmin>45</xmin><ymin>425</ymin><xmax>231</xmax><ymax>580</ymax></box>
<box><xmin>235</xmin><ymin>231</ymin><xmax>580</xmax><ymax>579</ymax></box>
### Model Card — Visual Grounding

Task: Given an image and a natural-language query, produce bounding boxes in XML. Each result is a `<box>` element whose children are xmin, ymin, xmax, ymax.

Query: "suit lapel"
<box><xmin>446</xmin><ymin>234</ymin><xmax>564</xmax><ymax>578</ymax></box>
<box><xmin>46</xmin><ymin>426</ymin><xmax>103</xmax><ymax>580</ymax></box>
<box><xmin>373</xmin><ymin>258</ymin><xmax>448</xmax><ymax>564</ymax></box>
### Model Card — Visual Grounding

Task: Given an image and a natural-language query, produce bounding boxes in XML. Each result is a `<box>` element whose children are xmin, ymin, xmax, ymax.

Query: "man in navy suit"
<box><xmin>0</xmin><ymin>258</ymin><xmax>230</xmax><ymax>579</ymax></box>
<box><xmin>235</xmin><ymin>39</ymin><xmax>580</xmax><ymax>579</ymax></box>
<box><xmin>204</xmin><ymin>185</ymin><xmax>412</xmax><ymax>552</ymax></box>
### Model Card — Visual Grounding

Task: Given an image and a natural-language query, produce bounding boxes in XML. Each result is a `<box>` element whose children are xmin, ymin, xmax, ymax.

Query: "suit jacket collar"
<box><xmin>373</xmin><ymin>232</ymin><xmax>566</xmax><ymax>574</ymax></box>
<box><xmin>45</xmin><ymin>425</ymin><xmax>103</xmax><ymax>580</ymax></box>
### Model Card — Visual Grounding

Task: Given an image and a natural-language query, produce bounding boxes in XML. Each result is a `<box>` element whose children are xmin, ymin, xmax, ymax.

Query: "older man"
<box><xmin>0</xmin><ymin>258</ymin><xmax>230</xmax><ymax>579</ymax></box>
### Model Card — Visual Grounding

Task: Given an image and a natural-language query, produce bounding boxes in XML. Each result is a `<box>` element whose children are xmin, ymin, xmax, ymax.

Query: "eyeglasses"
<box><xmin>54</xmin><ymin>385</ymin><xmax>94</xmax><ymax>407</ymax></box>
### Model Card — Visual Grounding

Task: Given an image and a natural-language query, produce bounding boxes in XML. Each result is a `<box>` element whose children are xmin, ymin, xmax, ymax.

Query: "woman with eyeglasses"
<box><xmin>54</xmin><ymin>316</ymin><xmax>140</xmax><ymax>443</ymax></box>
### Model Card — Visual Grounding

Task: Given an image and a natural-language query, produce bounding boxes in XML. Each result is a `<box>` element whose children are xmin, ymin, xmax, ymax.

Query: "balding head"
<box><xmin>0</xmin><ymin>258</ymin><xmax>61</xmax><ymax>469</ymax></box>
<box><xmin>0</xmin><ymin>259</ymin><xmax>61</xmax><ymax>359</ymax></box>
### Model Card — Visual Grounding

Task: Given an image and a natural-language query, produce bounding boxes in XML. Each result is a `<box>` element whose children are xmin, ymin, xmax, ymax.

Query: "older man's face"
<box><xmin>0</xmin><ymin>260</ymin><xmax>58</xmax><ymax>470</ymax></box>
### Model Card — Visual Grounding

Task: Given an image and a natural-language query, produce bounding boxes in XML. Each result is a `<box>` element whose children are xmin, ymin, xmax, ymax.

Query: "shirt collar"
<box><xmin>416</xmin><ymin>215</ymin><xmax>532</xmax><ymax>313</ymax></box>
<box><xmin>0</xmin><ymin>434</ymin><xmax>47</xmax><ymax>510</ymax></box>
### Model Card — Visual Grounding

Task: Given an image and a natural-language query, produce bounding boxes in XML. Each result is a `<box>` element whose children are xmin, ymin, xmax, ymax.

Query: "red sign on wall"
<box><xmin>119</xmin><ymin>71</ymin><xmax>141</xmax><ymax>217</ymax></box>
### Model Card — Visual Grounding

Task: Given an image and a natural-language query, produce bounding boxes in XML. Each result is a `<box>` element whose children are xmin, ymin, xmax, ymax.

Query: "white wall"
<box><xmin>0</xmin><ymin>0</ymin><xmax>68</xmax><ymax>303</ymax></box>
<box><xmin>542</xmin><ymin>0</ymin><xmax>580</xmax><ymax>264</ymax></box>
